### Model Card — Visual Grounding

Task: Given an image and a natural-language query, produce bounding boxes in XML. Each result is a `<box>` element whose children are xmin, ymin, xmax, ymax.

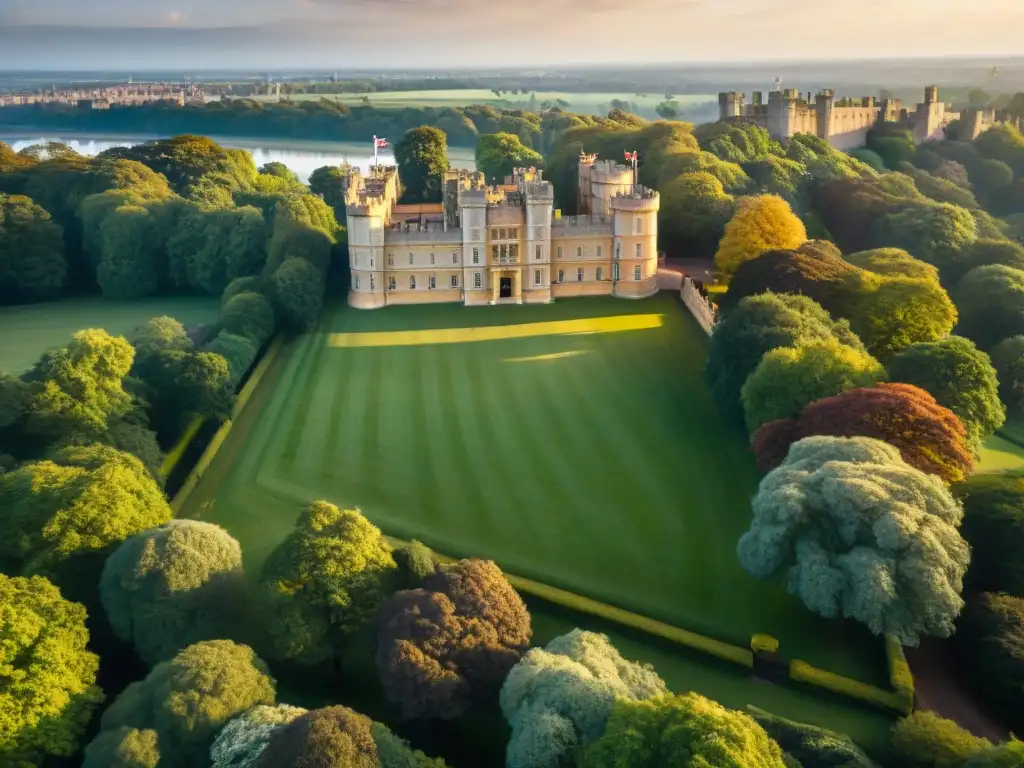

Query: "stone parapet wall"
<box><xmin>680</xmin><ymin>277</ymin><xmax>717</xmax><ymax>335</ymax></box>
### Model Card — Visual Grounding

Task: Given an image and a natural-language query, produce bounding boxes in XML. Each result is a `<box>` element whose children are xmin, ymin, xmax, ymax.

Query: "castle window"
<box><xmin>474</xmin><ymin>273</ymin><xmax>482</xmax><ymax>288</ymax></box>
<box><xmin>613</xmin><ymin>263</ymin><xmax>620</xmax><ymax>280</ymax></box>
<box><xmin>577</xmin><ymin>268</ymin><xmax>583</xmax><ymax>282</ymax></box>
<box><xmin>558</xmin><ymin>269</ymin><xmax>564</xmax><ymax>283</ymax></box>
<box><xmin>557</xmin><ymin>246</ymin><xmax>563</xmax><ymax>259</ymax></box>
<box><xmin>635</xmin><ymin>243</ymin><xmax>642</xmax><ymax>258</ymax></box>
<box><xmin>450</xmin><ymin>274</ymin><xmax>458</xmax><ymax>288</ymax></box>
<box><xmin>388</xmin><ymin>253</ymin><xmax>394</xmax><ymax>266</ymax></box>
<box><xmin>429</xmin><ymin>276</ymin><xmax>436</xmax><ymax>289</ymax></box>
<box><xmin>370</xmin><ymin>274</ymin><xmax>375</xmax><ymax>290</ymax></box>
<box><xmin>499</xmin><ymin>227</ymin><xmax>507</xmax><ymax>240</ymax></box>
<box><xmin>500</xmin><ymin>244</ymin><xmax>508</xmax><ymax>262</ymax></box>
<box><xmin>492</xmin><ymin>245</ymin><xmax>499</xmax><ymax>262</ymax></box>
<box><xmin>634</xmin><ymin>265</ymin><xmax>642</xmax><ymax>281</ymax></box>
<box><xmin>510</xmin><ymin>243</ymin><xmax>519</xmax><ymax>261</ymax></box>
<box><xmin>510</xmin><ymin>228</ymin><xmax>518</xmax><ymax>239</ymax></box>
<box><xmin>408</xmin><ymin>253</ymin><xmax>414</xmax><ymax>265</ymax></box>
<box><xmin>410</xmin><ymin>276</ymin><xmax>416</xmax><ymax>290</ymax></box>
<box><xmin>534</xmin><ymin>269</ymin><xmax>541</xmax><ymax>286</ymax></box>
<box><xmin>635</xmin><ymin>217</ymin><xmax>642</xmax><ymax>234</ymax></box>
<box><xmin>615</xmin><ymin>242</ymin><xmax>621</xmax><ymax>259</ymax></box>
<box><xmin>354</xmin><ymin>276</ymin><xmax>360</xmax><ymax>289</ymax></box>
<box><xmin>472</xmin><ymin>248</ymin><xmax>479</xmax><ymax>264</ymax></box>
<box><xmin>535</xmin><ymin>244</ymin><xmax>541</xmax><ymax>260</ymax></box>
<box><xmin>388</xmin><ymin>276</ymin><xmax>396</xmax><ymax>291</ymax></box>
<box><xmin>430</xmin><ymin>253</ymin><xmax>435</xmax><ymax>265</ymax></box>
<box><xmin>596</xmin><ymin>267</ymin><xmax>603</xmax><ymax>281</ymax></box>
<box><xmin>452</xmin><ymin>252</ymin><xmax>458</xmax><ymax>264</ymax></box>
<box><xmin>370</xmin><ymin>258</ymin><xmax>374</xmax><ymax>268</ymax></box>
<box><xmin>596</xmin><ymin>245</ymin><xmax>602</xmax><ymax>259</ymax></box>
<box><xmin>576</xmin><ymin>246</ymin><xmax>582</xmax><ymax>258</ymax></box>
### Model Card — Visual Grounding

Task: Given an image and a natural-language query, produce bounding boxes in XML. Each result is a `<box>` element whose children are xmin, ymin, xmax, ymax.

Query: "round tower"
<box><xmin>610</xmin><ymin>189</ymin><xmax>659</xmax><ymax>299</ymax></box>
<box><xmin>346</xmin><ymin>201</ymin><xmax>387</xmax><ymax>310</ymax></box>
<box><xmin>587</xmin><ymin>159</ymin><xmax>633</xmax><ymax>218</ymax></box>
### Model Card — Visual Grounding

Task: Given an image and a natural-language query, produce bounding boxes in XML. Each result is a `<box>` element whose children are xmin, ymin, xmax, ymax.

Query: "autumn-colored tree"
<box><xmin>256</xmin><ymin>706</ymin><xmax>377</xmax><ymax>768</ymax></box>
<box><xmin>741</xmin><ymin>339</ymin><xmax>885</xmax><ymax>431</ymax></box>
<box><xmin>376</xmin><ymin>559</ymin><xmax>532</xmax><ymax>719</ymax></box>
<box><xmin>0</xmin><ymin>574</ymin><xmax>104</xmax><ymax>766</ymax></box>
<box><xmin>752</xmin><ymin>383</ymin><xmax>973</xmax><ymax>483</ymax></box>
<box><xmin>714</xmin><ymin>194</ymin><xmax>807</xmax><ymax>280</ymax></box>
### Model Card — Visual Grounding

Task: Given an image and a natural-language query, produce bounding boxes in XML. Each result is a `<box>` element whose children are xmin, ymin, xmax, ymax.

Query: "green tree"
<box><xmin>0</xmin><ymin>193</ymin><xmax>68</xmax><ymax>302</ymax></box>
<box><xmin>706</xmin><ymin>293</ymin><xmax>864</xmax><ymax>422</ymax></box>
<box><xmin>953</xmin><ymin>264</ymin><xmax>1024</xmax><ymax>349</ymax></box>
<box><xmin>210</xmin><ymin>704</ymin><xmax>307</xmax><ymax>768</ymax></box>
<box><xmin>890</xmin><ymin>711</ymin><xmax>993</xmax><ymax>768</ymax></box>
<box><xmin>741</xmin><ymin>339</ymin><xmax>885</xmax><ymax>431</ymax></box>
<box><xmin>204</xmin><ymin>331</ymin><xmax>258</xmax><ymax>387</ymax></box>
<box><xmin>658</xmin><ymin>172</ymin><xmax>734</xmax><ymax>258</ymax></box>
<box><xmin>989</xmin><ymin>335</ymin><xmax>1024</xmax><ymax>413</ymax></box>
<box><xmin>715</xmin><ymin>194</ymin><xmax>807</xmax><ymax>280</ymax></box>
<box><xmin>748</xmin><ymin>706</ymin><xmax>880</xmax><ymax>768</ymax></box>
<box><xmin>96</xmin><ymin>203</ymin><xmax>161</xmax><ymax>299</ymax></box>
<box><xmin>82</xmin><ymin>728</ymin><xmax>161</xmax><ymax>768</ymax></box>
<box><xmin>964</xmin><ymin>740</ymin><xmax>1024</xmax><ymax>768</ymax></box>
<box><xmin>738</xmin><ymin>436</ymin><xmax>969</xmax><ymax>644</ymax></box>
<box><xmin>92</xmin><ymin>640</ymin><xmax>276</xmax><ymax>768</ymax></box>
<box><xmin>268</xmin><ymin>257</ymin><xmax>325</xmax><ymax>331</ymax></box>
<box><xmin>392</xmin><ymin>540</ymin><xmax>437</xmax><ymax>588</ymax></box>
<box><xmin>308</xmin><ymin>165</ymin><xmax>351</xmax><ymax>220</ymax></box>
<box><xmin>500</xmin><ymin>629</ymin><xmax>667</xmax><ymax>768</ymax></box>
<box><xmin>0</xmin><ymin>443</ymin><xmax>172</xmax><ymax>586</ymax></box>
<box><xmin>944</xmin><ymin>239</ymin><xmax>1024</xmax><ymax>287</ymax></box>
<box><xmin>258</xmin><ymin>162</ymin><xmax>299</xmax><ymax>183</ymax></box>
<box><xmin>131</xmin><ymin>316</ymin><xmax>191</xmax><ymax>358</ymax></box>
<box><xmin>887</xmin><ymin>336</ymin><xmax>1005</xmax><ymax>450</ymax></box>
<box><xmin>258</xmin><ymin>501</ymin><xmax>398</xmax><ymax>666</ymax></box>
<box><xmin>581</xmin><ymin>692</ymin><xmax>786</xmax><ymax>768</ymax></box>
<box><xmin>0</xmin><ymin>574</ymin><xmax>104</xmax><ymax>766</ymax></box>
<box><xmin>256</xmin><ymin>706</ymin><xmax>378</xmax><ymax>768</ymax></box>
<box><xmin>957</xmin><ymin>475</ymin><xmax>1024</xmax><ymax>597</ymax></box>
<box><xmin>101</xmin><ymin>520</ymin><xmax>246</xmax><ymax>665</ymax></box>
<box><xmin>221</xmin><ymin>291</ymin><xmax>276</xmax><ymax>346</ymax></box>
<box><xmin>474</xmin><ymin>132</ymin><xmax>543</xmax><ymax>184</ymax></box>
<box><xmin>854</xmin><ymin>274</ymin><xmax>957</xmax><ymax>359</ymax></box>
<box><xmin>395</xmin><ymin>126</ymin><xmax>449</xmax><ymax>203</ymax></box>
<box><xmin>875</xmin><ymin>203</ymin><xmax>978</xmax><ymax>277</ymax></box>
<box><xmin>846</xmin><ymin>247</ymin><xmax>940</xmax><ymax>282</ymax></box>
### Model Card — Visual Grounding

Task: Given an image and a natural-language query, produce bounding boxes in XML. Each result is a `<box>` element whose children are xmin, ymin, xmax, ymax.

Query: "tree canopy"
<box><xmin>989</xmin><ymin>335</ymin><xmax>1024</xmax><ymax>413</ymax></box>
<box><xmin>0</xmin><ymin>192</ymin><xmax>68</xmax><ymax>302</ymax></box>
<box><xmin>953</xmin><ymin>264</ymin><xmax>1024</xmax><ymax>350</ymax></box>
<box><xmin>82</xmin><ymin>727</ymin><xmax>161</xmax><ymax>768</ymax></box>
<box><xmin>581</xmin><ymin>692</ymin><xmax>786</xmax><ymax>768</ymax></box>
<box><xmin>0</xmin><ymin>443</ymin><xmax>172</xmax><ymax>586</ymax></box>
<box><xmin>706</xmin><ymin>292</ymin><xmax>864</xmax><ymax>422</ymax></box>
<box><xmin>0</xmin><ymin>573</ymin><xmax>104</xmax><ymax>766</ymax></box>
<box><xmin>474</xmin><ymin>132</ymin><xmax>543</xmax><ymax>184</ymax></box>
<box><xmin>376</xmin><ymin>558</ymin><xmax>532</xmax><ymax>719</ymax></box>
<box><xmin>738</xmin><ymin>436</ymin><xmax>969</xmax><ymax>644</ymax></box>
<box><xmin>748</xmin><ymin>706</ymin><xmax>880</xmax><ymax>768</ymax></box>
<box><xmin>956</xmin><ymin>475</ymin><xmax>1024</xmax><ymax>597</ymax></box>
<box><xmin>658</xmin><ymin>172</ymin><xmax>734</xmax><ymax>258</ymax></box>
<box><xmin>395</xmin><ymin>126</ymin><xmax>449</xmax><ymax>203</ymax></box>
<box><xmin>210</xmin><ymin>704</ymin><xmax>307</xmax><ymax>768</ymax></box>
<box><xmin>889</xmin><ymin>711</ymin><xmax>994</xmax><ymax>768</ymax></box>
<box><xmin>740</xmin><ymin>339</ymin><xmax>885</xmax><ymax>432</ymax></box>
<box><xmin>500</xmin><ymin>629</ymin><xmax>667</xmax><ymax>768</ymax></box>
<box><xmin>256</xmin><ymin>706</ymin><xmax>378</xmax><ymax>768</ymax></box>
<box><xmin>100</xmin><ymin>520</ymin><xmax>246</xmax><ymax>665</ymax></box>
<box><xmin>258</xmin><ymin>501</ymin><xmax>397</xmax><ymax>666</ymax></box>
<box><xmin>886</xmin><ymin>336</ymin><xmax>1005</xmax><ymax>450</ymax></box>
<box><xmin>715</xmin><ymin>194</ymin><xmax>808</xmax><ymax>280</ymax></box>
<box><xmin>93</xmin><ymin>639</ymin><xmax>276</xmax><ymax>768</ymax></box>
<box><xmin>751</xmin><ymin>383</ymin><xmax>973</xmax><ymax>483</ymax></box>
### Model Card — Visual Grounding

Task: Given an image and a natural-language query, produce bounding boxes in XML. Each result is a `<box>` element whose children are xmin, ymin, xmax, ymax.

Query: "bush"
<box><xmin>748</xmin><ymin>706</ymin><xmax>881</xmax><ymax>768</ymax></box>
<box><xmin>750</xmin><ymin>633</ymin><xmax>780</xmax><ymax>654</ymax></box>
<box><xmin>221</xmin><ymin>291</ymin><xmax>275</xmax><ymax>346</ymax></box>
<box><xmin>886</xmin><ymin>636</ymin><xmax>914</xmax><ymax>715</ymax></box>
<box><xmin>889</xmin><ymin>711</ymin><xmax>993</xmax><ymax>768</ymax></box>
<box><xmin>392</xmin><ymin>540</ymin><xmax>438</xmax><ymax>587</ymax></box>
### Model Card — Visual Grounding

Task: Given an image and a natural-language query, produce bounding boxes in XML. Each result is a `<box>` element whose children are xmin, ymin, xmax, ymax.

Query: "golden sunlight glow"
<box><xmin>327</xmin><ymin>314</ymin><xmax>664</xmax><ymax>348</ymax></box>
<box><xmin>504</xmin><ymin>350</ymin><xmax>591</xmax><ymax>363</ymax></box>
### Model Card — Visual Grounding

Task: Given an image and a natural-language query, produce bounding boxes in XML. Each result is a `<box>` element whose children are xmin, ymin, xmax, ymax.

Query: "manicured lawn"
<box><xmin>184</xmin><ymin>294</ymin><xmax>887</xmax><ymax>692</ymax></box>
<box><xmin>0</xmin><ymin>296</ymin><xmax>221</xmax><ymax>374</ymax></box>
<box><xmin>977</xmin><ymin>433</ymin><xmax>1024</xmax><ymax>475</ymax></box>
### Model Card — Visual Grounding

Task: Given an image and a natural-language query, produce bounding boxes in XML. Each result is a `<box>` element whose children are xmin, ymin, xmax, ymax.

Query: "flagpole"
<box><xmin>373</xmin><ymin>135</ymin><xmax>378</xmax><ymax>168</ymax></box>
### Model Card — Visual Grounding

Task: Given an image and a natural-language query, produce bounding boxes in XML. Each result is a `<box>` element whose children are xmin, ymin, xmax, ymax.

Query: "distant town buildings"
<box><xmin>717</xmin><ymin>86</ymin><xmax>1019</xmax><ymax>149</ymax></box>
<box><xmin>0</xmin><ymin>82</ymin><xmax>209</xmax><ymax>109</ymax></box>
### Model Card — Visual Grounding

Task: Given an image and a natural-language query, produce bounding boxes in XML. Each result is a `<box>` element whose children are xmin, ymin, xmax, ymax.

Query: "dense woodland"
<box><xmin>4</xmin><ymin>102</ymin><xmax>1024</xmax><ymax>767</ymax></box>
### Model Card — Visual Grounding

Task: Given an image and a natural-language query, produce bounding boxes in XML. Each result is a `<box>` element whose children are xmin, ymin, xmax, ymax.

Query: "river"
<box><xmin>1</xmin><ymin>133</ymin><xmax>477</xmax><ymax>183</ymax></box>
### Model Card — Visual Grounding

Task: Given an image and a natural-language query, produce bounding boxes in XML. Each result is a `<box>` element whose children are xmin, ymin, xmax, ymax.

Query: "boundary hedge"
<box><xmin>789</xmin><ymin>658</ymin><xmax>909</xmax><ymax>715</ymax></box>
<box><xmin>159</xmin><ymin>414</ymin><xmax>204</xmax><ymax>479</ymax></box>
<box><xmin>170</xmin><ymin>335</ymin><xmax>286</xmax><ymax>514</ymax></box>
<box><xmin>885</xmin><ymin>636</ymin><xmax>914</xmax><ymax>715</ymax></box>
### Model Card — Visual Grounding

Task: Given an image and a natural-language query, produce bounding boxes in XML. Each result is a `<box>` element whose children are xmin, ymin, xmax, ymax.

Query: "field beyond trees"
<box><xmin>0</xmin><ymin>296</ymin><xmax>220</xmax><ymax>373</ymax></box>
<box><xmin>182</xmin><ymin>294</ymin><xmax>887</xmax><ymax>690</ymax></box>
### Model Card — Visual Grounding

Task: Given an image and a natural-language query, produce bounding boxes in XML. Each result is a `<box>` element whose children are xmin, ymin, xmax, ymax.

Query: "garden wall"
<box><xmin>680</xmin><ymin>277</ymin><xmax>717</xmax><ymax>335</ymax></box>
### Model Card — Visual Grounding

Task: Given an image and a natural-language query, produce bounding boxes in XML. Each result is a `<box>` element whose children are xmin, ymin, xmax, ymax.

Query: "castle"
<box><xmin>717</xmin><ymin>85</ymin><xmax>1005</xmax><ymax>150</ymax></box>
<box><xmin>346</xmin><ymin>155</ymin><xmax>660</xmax><ymax>309</ymax></box>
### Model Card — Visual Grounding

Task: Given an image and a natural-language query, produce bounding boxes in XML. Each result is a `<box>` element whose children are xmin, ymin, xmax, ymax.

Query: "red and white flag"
<box><xmin>375</xmin><ymin>137</ymin><xmax>388</xmax><ymax>149</ymax></box>
<box><xmin>624</xmin><ymin>150</ymin><xmax>637</xmax><ymax>162</ymax></box>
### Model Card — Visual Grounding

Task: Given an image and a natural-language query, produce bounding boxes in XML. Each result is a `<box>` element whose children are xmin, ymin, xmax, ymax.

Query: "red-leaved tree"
<box><xmin>751</xmin><ymin>382</ymin><xmax>973</xmax><ymax>483</ymax></box>
<box><xmin>375</xmin><ymin>559</ymin><xmax>531</xmax><ymax>720</ymax></box>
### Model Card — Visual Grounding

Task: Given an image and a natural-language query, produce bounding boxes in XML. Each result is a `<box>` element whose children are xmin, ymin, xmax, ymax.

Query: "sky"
<box><xmin>0</xmin><ymin>0</ymin><xmax>1022</xmax><ymax>70</ymax></box>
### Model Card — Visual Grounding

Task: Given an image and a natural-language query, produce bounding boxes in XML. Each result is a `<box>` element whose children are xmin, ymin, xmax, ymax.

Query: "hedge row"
<box><xmin>159</xmin><ymin>414</ymin><xmax>204</xmax><ymax>479</ymax></box>
<box><xmin>789</xmin><ymin>658</ymin><xmax>909</xmax><ymax>714</ymax></box>
<box><xmin>169</xmin><ymin>335</ymin><xmax>286</xmax><ymax>514</ymax></box>
<box><xmin>885</xmin><ymin>636</ymin><xmax>915</xmax><ymax>715</ymax></box>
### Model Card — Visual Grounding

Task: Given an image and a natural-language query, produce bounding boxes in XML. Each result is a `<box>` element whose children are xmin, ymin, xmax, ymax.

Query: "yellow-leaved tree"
<box><xmin>715</xmin><ymin>194</ymin><xmax>807</xmax><ymax>281</ymax></box>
